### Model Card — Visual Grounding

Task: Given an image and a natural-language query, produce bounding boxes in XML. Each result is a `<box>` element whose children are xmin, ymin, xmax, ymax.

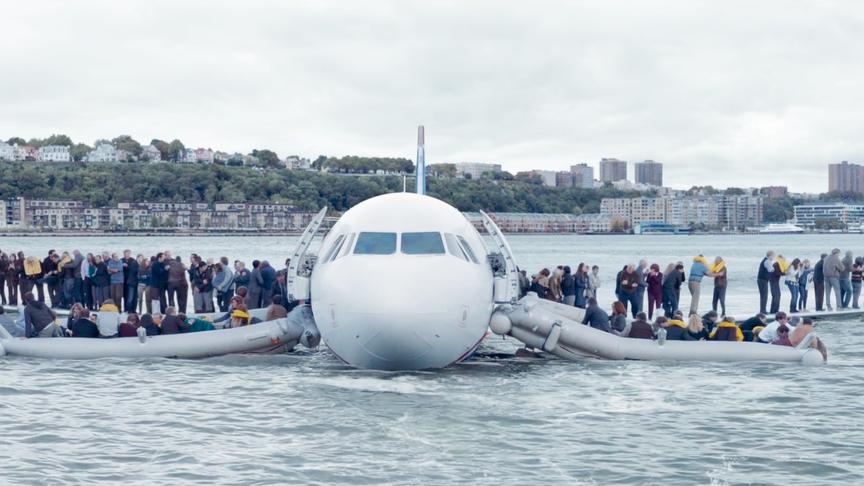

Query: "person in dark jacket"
<box><xmin>710</xmin><ymin>316</ymin><xmax>744</xmax><ymax>341</ymax></box>
<box><xmin>560</xmin><ymin>266</ymin><xmax>576</xmax><ymax>306</ymax></box>
<box><xmin>140</xmin><ymin>313</ymin><xmax>161</xmax><ymax>336</ymax></box>
<box><xmin>122</xmin><ymin>250</ymin><xmax>139</xmax><ymax>314</ymax></box>
<box><xmin>757</xmin><ymin>251</ymin><xmax>775</xmax><ymax>314</ymax></box>
<box><xmin>23</xmin><ymin>292</ymin><xmax>58</xmax><ymax>337</ymax></box>
<box><xmin>69</xmin><ymin>308</ymin><xmax>100</xmax><ymax>338</ymax></box>
<box><xmin>233</xmin><ymin>260</ymin><xmax>250</xmax><ymax>296</ymax></box>
<box><xmin>701</xmin><ymin>310</ymin><xmax>720</xmax><ymax>334</ymax></box>
<box><xmin>92</xmin><ymin>255</ymin><xmax>111</xmax><ymax>309</ymax></box>
<box><xmin>685</xmin><ymin>313</ymin><xmax>710</xmax><ymax>341</ymax></box>
<box><xmin>118</xmin><ymin>313</ymin><xmax>141</xmax><ymax>337</ymax></box>
<box><xmin>610</xmin><ymin>301</ymin><xmax>628</xmax><ymax>334</ymax></box>
<box><xmin>160</xmin><ymin>308</ymin><xmax>190</xmax><ymax>335</ymax></box>
<box><xmin>770</xmin><ymin>257</ymin><xmax>783</xmax><ymax>314</ymax></box>
<box><xmin>618</xmin><ymin>264</ymin><xmax>640</xmax><ymax>317</ymax></box>
<box><xmin>645</xmin><ymin>263</ymin><xmax>663</xmax><ymax>320</ymax></box>
<box><xmin>738</xmin><ymin>313</ymin><xmax>767</xmax><ymax>341</ymax></box>
<box><xmin>663</xmin><ymin>311</ymin><xmax>689</xmax><ymax>340</ymax></box>
<box><xmin>661</xmin><ymin>263</ymin><xmax>681</xmax><ymax>318</ymax></box>
<box><xmin>581</xmin><ymin>298</ymin><xmax>611</xmax><ymax>333</ymax></box>
<box><xmin>246</xmin><ymin>260</ymin><xmax>264</xmax><ymax>309</ymax></box>
<box><xmin>813</xmin><ymin>253</ymin><xmax>826</xmax><ymax>311</ymax></box>
<box><xmin>627</xmin><ymin>312</ymin><xmax>654</xmax><ymax>339</ymax></box>
<box><xmin>147</xmin><ymin>253</ymin><xmax>168</xmax><ymax>314</ymax></box>
<box><xmin>574</xmin><ymin>263</ymin><xmax>588</xmax><ymax>308</ymax></box>
<box><xmin>260</xmin><ymin>261</ymin><xmax>277</xmax><ymax>307</ymax></box>
<box><xmin>164</xmin><ymin>254</ymin><xmax>188</xmax><ymax>313</ymax></box>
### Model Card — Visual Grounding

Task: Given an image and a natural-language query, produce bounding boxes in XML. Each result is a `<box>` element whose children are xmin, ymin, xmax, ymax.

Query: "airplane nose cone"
<box><xmin>357</xmin><ymin>316</ymin><xmax>436</xmax><ymax>369</ymax></box>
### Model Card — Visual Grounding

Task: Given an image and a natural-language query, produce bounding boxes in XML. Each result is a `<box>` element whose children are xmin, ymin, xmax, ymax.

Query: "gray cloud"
<box><xmin>2</xmin><ymin>0</ymin><xmax>863</xmax><ymax>192</ymax></box>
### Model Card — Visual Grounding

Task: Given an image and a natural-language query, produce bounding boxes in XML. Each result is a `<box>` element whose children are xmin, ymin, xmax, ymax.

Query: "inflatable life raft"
<box><xmin>490</xmin><ymin>294</ymin><xmax>826</xmax><ymax>365</ymax></box>
<box><xmin>0</xmin><ymin>305</ymin><xmax>320</xmax><ymax>360</ymax></box>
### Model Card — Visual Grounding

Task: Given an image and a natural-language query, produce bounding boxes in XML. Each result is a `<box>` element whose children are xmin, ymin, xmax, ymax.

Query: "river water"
<box><xmin>1</xmin><ymin>234</ymin><xmax>863</xmax><ymax>484</ymax></box>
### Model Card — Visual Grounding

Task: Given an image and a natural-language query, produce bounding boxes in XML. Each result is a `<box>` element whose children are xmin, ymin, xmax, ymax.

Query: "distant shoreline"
<box><xmin>0</xmin><ymin>230</ymin><xmax>849</xmax><ymax>237</ymax></box>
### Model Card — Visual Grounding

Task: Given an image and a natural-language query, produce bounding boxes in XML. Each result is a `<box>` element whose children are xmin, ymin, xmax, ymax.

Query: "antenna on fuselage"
<box><xmin>415</xmin><ymin>125</ymin><xmax>425</xmax><ymax>195</ymax></box>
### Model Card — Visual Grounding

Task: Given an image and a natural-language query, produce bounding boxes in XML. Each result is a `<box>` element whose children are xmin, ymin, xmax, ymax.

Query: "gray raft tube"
<box><xmin>0</xmin><ymin>305</ymin><xmax>321</xmax><ymax>360</ymax></box>
<box><xmin>490</xmin><ymin>294</ymin><xmax>826</xmax><ymax>366</ymax></box>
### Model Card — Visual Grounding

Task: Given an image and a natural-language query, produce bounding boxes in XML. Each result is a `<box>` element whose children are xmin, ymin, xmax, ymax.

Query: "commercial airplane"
<box><xmin>289</xmin><ymin>126</ymin><xmax>520</xmax><ymax>370</ymax></box>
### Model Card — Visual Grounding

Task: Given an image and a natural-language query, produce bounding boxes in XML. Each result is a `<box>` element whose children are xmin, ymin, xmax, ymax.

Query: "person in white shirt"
<box><xmin>758</xmin><ymin>312</ymin><xmax>797</xmax><ymax>343</ymax></box>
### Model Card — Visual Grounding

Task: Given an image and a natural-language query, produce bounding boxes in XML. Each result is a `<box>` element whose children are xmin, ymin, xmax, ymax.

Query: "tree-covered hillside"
<box><xmin>0</xmin><ymin>162</ymin><xmax>639</xmax><ymax>213</ymax></box>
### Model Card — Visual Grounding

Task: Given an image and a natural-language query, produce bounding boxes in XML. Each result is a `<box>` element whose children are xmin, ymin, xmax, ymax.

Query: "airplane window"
<box><xmin>456</xmin><ymin>235</ymin><xmax>479</xmax><ymax>264</ymax></box>
<box><xmin>338</xmin><ymin>233</ymin><xmax>356</xmax><ymax>259</ymax></box>
<box><xmin>444</xmin><ymin>233</ymin><xmax>469</xmax><ymax>261</ymax></box>
<box><xmin>401</xmin><ymin>232</ymin><xmax>445</xmax><ymax>255</ymax></box>
<box><xmin>322</xmin><ymin>234</ymin><xmax>345</xmax><ymax>262</ymax></box>
<box><xmin>354</xmin><ymin>232</ymin><xmax>397</xmax><ymax>255</ymax></box>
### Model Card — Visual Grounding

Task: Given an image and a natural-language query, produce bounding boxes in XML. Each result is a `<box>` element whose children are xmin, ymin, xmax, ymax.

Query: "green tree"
<box><xmin>168</xmin><ymin>139</ymin><xmax>185</xmax><ymax>162</ymax></box>
<box><xmin>112</xmin><ymin>135</ymin><xmax>143</xmax><ymax>157</ymax></box>
<box><xmin>70</xmin><ymin>143</ymin><xmax>91</xmax><ymax>162</ymax></box>
<box><xmin>6</xmin><ymin>137</ymin><xmax>26</xmax><ymax>145</ymax></box>
<box><xmin>250</xmin><ymin>149</ymin><xmax>281</xmax><ymax>168</ymax></box>
<box><xmin>43</xmin><ymin>134</ymin><xmax>73</xmax><ymax>146</ymax></box>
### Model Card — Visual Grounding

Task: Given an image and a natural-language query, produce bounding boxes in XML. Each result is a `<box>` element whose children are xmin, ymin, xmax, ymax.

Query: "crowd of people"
<box><xmin>523</xmin><ymin>249</ymin><xmax>847</xmax><ymax>351</ymax></box>
<box><xmin>0</xmin><ymin>248</ymin><xmax>298</xmax><ymax>339</ymax></box>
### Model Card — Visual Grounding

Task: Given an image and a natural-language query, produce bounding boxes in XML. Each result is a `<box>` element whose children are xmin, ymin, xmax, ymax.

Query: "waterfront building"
<box><xmin>285</xmin><ymin>155</ymin><xmax>312</xmax><ymax>170</ymax></box>
<box><xmin>634</xmin><ymin>160</ymin><xmax>663</xmax><ymax>186</ymax></box>
<box><xmin>0</xmin><ymin>142</ymin><xmax>14</xmax><ymax>160</ymax></box>
<box><xmin>794</xmin><ymin>204</ymin><xmax>864</xmax><ymax>229</ymax></box>
<box><xmin>194</xmin><ymin>148</ymin><xmax>215</xmax><ymax>164</ymax></box>
<box><xmin>463</xmin><ymin>212</ymin><xmax>616</xmax><ymax>234</ymax></box>
<box><xmin>1</xmin><ymin>197</ymin><xmax>319</xmax><ymax>231</ymax></box>
<box><xmin>555</xmin><ymin>171</ymin><xmax>574</xmax><ymax>188</ymax></box>
<box><xmin>569</xmin><ymin>163</ymin><xmax>595</xmax><ymax>188</ymax></box>
<box><xmin>12</xmin><ymin>145</ymin><xmax>38</xmax><ymax>161</ymax></box>
<box><xmin>828</xmin><ymin>161</ymin><xmax>864</xmax><ymax>193</ymax></box>
<box><xmin>599</xmin><ymin>158</ymin><xmax>627</xmax><ymax>183</ymax></box>
<box><xmin>452</xmin><ymin>162</ymin><xmax>502</xmax><ymax>180</ymax></box>
<box><xmin>601</xmin><ymin>194</ymin><xmax>763</xmax><ymax>230</ymax></box>
<box><xmin>87</xmin><ymin>143</ymin><xmax>118</xmax><ymax>162</ymax></box>
<box><xmin>141</xmin><ymin>144</ymin><xmax>162</xmax><ymax>162</ymax></box>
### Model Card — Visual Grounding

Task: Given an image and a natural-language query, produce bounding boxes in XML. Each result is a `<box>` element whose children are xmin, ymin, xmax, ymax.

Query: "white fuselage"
<box><xmin>310</xmin><ymin>192</ymin><xmax>494</xmax><ymax>370</ymax></box>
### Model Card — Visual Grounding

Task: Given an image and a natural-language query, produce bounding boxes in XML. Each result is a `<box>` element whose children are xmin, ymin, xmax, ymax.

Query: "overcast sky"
<box><xmin>2</xmin><ymin>1</ymin><xmax>863</xmax><ymax>192</ymax></box>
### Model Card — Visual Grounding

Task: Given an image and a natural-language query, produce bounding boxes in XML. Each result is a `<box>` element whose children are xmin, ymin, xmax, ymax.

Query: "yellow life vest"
<box><xmin>667</xmin><ymin>319</ymin><xmax>687</xmax><ymax>328</ymax></box>
<box><xmin>709</xmin><ymin>320</ymin><xmax>744</xmax><ymax>341</ymax></box>
<box><xmin>693</xmin><ymin>255</ymin><xmax>710</xmax><ymax>267</ymax></box>
<box><xmin>711</xmin><ymin>260</ymin><xmax>726</xmax><ymax>274</ymax></box>
<box><xmin>24</xmin><ymin>258</ymin><xmax>42</xmax><ymax>276</ymax></box>
<box><xmin>776</xmin><ymin>256</ymin><xmax>790</xmax><ymax>273</ymax></box>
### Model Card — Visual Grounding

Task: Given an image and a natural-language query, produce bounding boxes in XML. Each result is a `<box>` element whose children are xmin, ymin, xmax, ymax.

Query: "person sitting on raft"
<box><xmin>229</xmin><ymin>308</ymin><xmax>252</xmax><ymax>328</ymax></box>
<box><xmin>738</xmin><ymin>313</ymin><xmax>767</xmax><ymax>341</ymax></box>
<box><xmin>626</xmin><ymin>312</ymin><xmax>654</xmax><ymax>339</ymax></box>
<box><xmin>69</xmin><ymin>308</ymin><xmax>100</xmax><ymax>338</ymax></box>
<box><xmin>757</xmin><ymin>311</ymin><xmax>793</xmax><ymax>343</ymax></box>
<box><xmin>709</xmin><ymin>315</ymin><xmax>744</xmax><ymax>341</ymax></box>
<box><xmin>118</xmin><ymin>313</ymin><xmax>141</xmax><ymax>337</ymax></box>
<box><xmin>610</xmin><ymin>301</ymin><xmax>628</xmax><ymax>334</ymax></box>
<box><xmin>664</xmin><ymin>310</ymin><xmax>689</xmax><ymax>340</ymax></box>
<box><xmin>23</xmin><ymin>291</ymin><xmax>60</xmax><ymax>338</ymax></box>
<box><xmin>770</xmin><ymin>324</ymin><xmax>793</xmax><ymax>346</ymax></box>
<box><xmin>213</xmin><ymin>292</ymin><xmax>248</xmax><ymax>324</ymax></box>
<box><xmin>139</xmin><ymin>314</ymin><xmax>161</xmax><ymax>336</ymax></box>
<box><xmin>160</xmin><ymin>307</ymin><xmax>190</xmax><ymax>335</ymax></box>
<box><xmin>96</xmin><ymin>299</ymin><xmax>122</xmax><ymax>338</ymax></box>
<box><xmin>581</xmin><ymin>298</ymin><xmax>611</xmax><ymax>333</ymax></box>
<box><xmin>701</xmin><ymin>310</ymin><xmax>719</xmax><ymax>334</ymax></box>
<box><xmin>686</xmin><ymin>313</ymin><xmax>709</xmax><ymax>340</ymax></box>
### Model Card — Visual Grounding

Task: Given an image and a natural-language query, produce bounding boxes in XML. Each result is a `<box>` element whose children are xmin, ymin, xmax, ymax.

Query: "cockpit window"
<box><xmin>322</xmin><ymin>234</ymin><xmax>345</xmax><ymax>262</ymax></box>
<box><xmin>456</xmin><ymin>235</ymin><xmax>479</xmax><ymax>264</ymax></box>
<box><xmin>354</xmin><ymin>232</ymin><xmax>397</xmax><ymax>255</ymax></box>
<box><xmin>338</xmin><ymin>233</ymin><xmax>356</xmax><ymax>259</ymax></box>
<box><xmin>401</xmin><ymin>232</ymin><xmax>445</xmax><ymax>255</ymax></box>
<box><xmin>444</xmin><ymin>233</ymin><xmax>469</xmax><ymax>261</ymax></box>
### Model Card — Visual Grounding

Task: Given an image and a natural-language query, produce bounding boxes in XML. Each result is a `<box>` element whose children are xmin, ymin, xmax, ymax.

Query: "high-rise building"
<box><xmin>634</xmin><ymin>160</ymin><xmax>663</xmax><ymax>186</ymax></box>
<box><xmin>569</xmin><ymin>163</ymin><xmax>595</xmax><ymax>188</ymax></box>
<box><xmin>828</xmin><ymin>161</ymin><xmax>864</xmax><ymax>193</ymax></box>
<box><xmin>599</xmin><ymin>158</ymin><xmax>627</xmax><ymax>183</ymax></box>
